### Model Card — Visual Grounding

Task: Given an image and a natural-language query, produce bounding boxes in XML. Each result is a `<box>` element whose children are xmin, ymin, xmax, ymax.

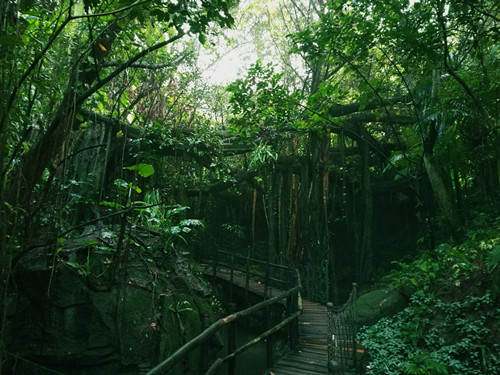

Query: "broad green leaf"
<box><xmin>124</xmin><ymin>163</ymin><xmax>155</xmax><ymax>178</ymax></box>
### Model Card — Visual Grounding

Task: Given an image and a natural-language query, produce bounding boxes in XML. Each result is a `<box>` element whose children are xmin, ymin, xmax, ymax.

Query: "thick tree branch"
<box><xmin>72</xmin><ymin>0</ymin><xmax>151</xmax><ymax>19</ymax></box>
<box><xmin>103</xmin><ymin>45</ymin><xmax>191</xmax><ymax>69</ymax></box>
<box><xmin>186</xmin><ymin>170</ymin><xmax>258</xmax><ymax>196</ymax></box>
<box><xmin>345</xmin><ymin>113</ymin><xmax>415</xmax><ymax>124</ymax></box>
<box><xmin>76</xmin><ymin>33</ymin><xmax>184</xmax><ymax>105</ymax></box>
<box><xmin>78</xmin><ymin>109</ymin><xmax>215</xmax><ymax>166</ymax></box>
<box><xmin>327</xmin><ymin>95</ymin><xmax>409</xmax><ymax>118</ymax></box>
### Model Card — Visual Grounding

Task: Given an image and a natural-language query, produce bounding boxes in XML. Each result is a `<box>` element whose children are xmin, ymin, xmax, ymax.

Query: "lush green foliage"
<box><xmin>359</xmin><ymin>211</ymin><xmax>500</xmax><ymax>374</ymax></box>
<box><xmin>1</xmin><ymin>0</ymin><xmax>498</xmax><ymax>370</ymax></box>
<box><xmin>227</xmin><ymin>62</ymin><xmax>302</xmax><ymax>137</ymax></box>
<box><xmin>0</xmin><ymin>0</ymin><xmax>239</xmax><ymax>241</ymax></box>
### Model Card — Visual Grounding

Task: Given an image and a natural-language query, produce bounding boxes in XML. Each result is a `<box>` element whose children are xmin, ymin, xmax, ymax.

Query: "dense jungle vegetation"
<box><xmin>0</xmin><ymin>0</ymin><xmax>498</xmax><ymax>373</ymax></box>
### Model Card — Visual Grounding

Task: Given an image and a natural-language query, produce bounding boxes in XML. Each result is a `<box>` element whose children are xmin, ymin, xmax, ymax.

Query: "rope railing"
<box><xmin>327</xmin><ymin>283</ymin><xmax>358</xmax><ymax>375</ymax></box>
<box><xmin>146</xmin><ymin>252</ymin><xmax>301</xmax><ymax>375</ymax></box>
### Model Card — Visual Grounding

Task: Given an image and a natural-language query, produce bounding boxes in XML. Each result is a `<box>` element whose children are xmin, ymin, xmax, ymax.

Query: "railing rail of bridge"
<box><xmin>327</xmin><ymin>283</ymin><xmax>358</xmax><ymax>375</ymax></box>
<box><xmin>146</xmin><ymin>250</ymin><xmax>302</xmax><ymax>375</ymax></box>
<box><xmin>210</xmin><ymin>249</ymin><xmax>297</xmax><ymax>302</ymax></box>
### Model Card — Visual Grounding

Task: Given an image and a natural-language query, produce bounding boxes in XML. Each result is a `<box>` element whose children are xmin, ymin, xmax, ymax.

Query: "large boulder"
<box><xmin>356</xmin><ymin>287</ymin><xmax>408</xmax><ymax>327</ymax></box>
<box><xmin>5</xmin><ymin>226</ymin><xmax>222</xmax><ymax>375</ymax></box>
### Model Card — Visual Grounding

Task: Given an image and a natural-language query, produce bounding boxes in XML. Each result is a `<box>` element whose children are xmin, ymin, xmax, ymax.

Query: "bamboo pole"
<box><xmin>227</xmin><ymin>302</ymin><xmax>236</xmax><ymax>375</ymax></box>
<box><xmin>205</xmin><ymin>309</ymin><xmax>303</xmax><ymax>375</ymax></box>
<box><xmin>146</xmin><ymin>286</ymin><xmax>301</xmax><ymax>375</ymax></box>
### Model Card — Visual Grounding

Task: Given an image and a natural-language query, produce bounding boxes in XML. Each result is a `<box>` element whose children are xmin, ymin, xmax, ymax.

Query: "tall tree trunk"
<box><xmin>303</xmin><ymin>131</ymin><xmax>330</xmax><ymax>300</ymax></box>
<box><xmin>422</xmin><ymin>70</ymin><xmax>462</xmax><ymax>239</ymax></box>
<box><xmin>423</xmin><ymin>150</ymin><xmax>462</xmax><ymax>235</ymax></box>
<box><xmin>357</xmin><ymin>127</ymin><xmax>373</xmax><ymax>285</ymax></box>
<box><xmin>266</xmin><ymin>171</ymin><xmax>277</xmax><ymax>263</ymax></box>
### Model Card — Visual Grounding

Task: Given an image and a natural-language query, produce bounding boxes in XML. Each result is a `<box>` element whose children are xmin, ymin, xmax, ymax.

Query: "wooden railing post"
<box><xmin>266</xmin><ymin>303</ymin><xmax>274</xmax><ymax>370</ymax></box>
<box><xmin>286</xmin><ymin>282</ymin><xmax>298</xmax><ymax>349</ymax></box>
<box><xmin>147</xmin><ymin>284</ymin><xmax>300</xmax><ymax>375</ymax></box>
<box><xmin>200</xmin><ymin>311</ymin><xmax>211</xmax><ymax>373</ymax></box>
<box><xmin>264</xmin><ymin>260</ymin><xmax>270</xmax><ymax>299</ymax></box>
<box><xmin>286</xmin><ymin>269</ymin><xmax>294</xmax><ymax>350</ymax></box>
<box><xmin>229</xmin><ymin>253</ymin><xmax>234</xmax><ymax>302</ymax></box>
<box><xmin>227</xmin><ymin>302</ymin><xmax>237</xmax><ymax>375</ymax></box>
<box><xmin>212</xmin><ymin>251</ymin><xmax>218</xmax><ymax>278</ymax></box>
<box><xmin>245</xmin><ymin>255</ymin><xmax>250</xmax><ymax>308</ymax></box>
<box><xmin>351</xmin><ymin>283</ymin><xmax>358</xmax><ymax>368</ymax></box>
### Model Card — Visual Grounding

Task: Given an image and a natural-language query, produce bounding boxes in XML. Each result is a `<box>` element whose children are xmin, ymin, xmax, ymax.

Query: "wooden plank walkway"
<box><xmin>264</xmin><ymin>300</ymin><xmax>329</xmax><ymax>375</ymax></box>
<box><xmin>198</xmin><ymin>264</ymin><xmax>289</xmax><ymax>301</ymax></box>
<box><xmin>199</xmin><ymin>262</ymin><xmax>352</xmax><ymax>375</ymax></box>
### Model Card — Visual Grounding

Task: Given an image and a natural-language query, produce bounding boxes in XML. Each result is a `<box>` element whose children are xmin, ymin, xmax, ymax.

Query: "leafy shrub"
<box><xmin>359</xmin><ymin>211</ymin><xmax>500</xmax><ymax>374</ymax></box>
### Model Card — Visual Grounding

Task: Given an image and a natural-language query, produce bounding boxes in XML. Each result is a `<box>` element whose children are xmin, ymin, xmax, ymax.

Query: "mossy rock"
<box><xmin>356</xmin><ymin>287</ymin><xmax>407</xmax><ymax>327</ymax></box>
<box><xmin>7</xmin><ymin>227</ymin><xmax>223</xmax><ymax>375</ymax></box>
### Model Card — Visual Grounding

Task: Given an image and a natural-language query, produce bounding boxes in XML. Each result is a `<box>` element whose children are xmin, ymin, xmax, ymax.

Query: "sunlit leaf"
<box><xmin>124</xmin><ymin>163</ymin><xmax>155</xmax><ymax>178</ymax></box>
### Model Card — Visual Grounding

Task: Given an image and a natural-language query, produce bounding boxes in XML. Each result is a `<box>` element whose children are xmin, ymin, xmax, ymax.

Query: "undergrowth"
<box><xmin>359</xmin><ymin>210</ymin><xmax>500</xmax><ymax>374</ymax></box>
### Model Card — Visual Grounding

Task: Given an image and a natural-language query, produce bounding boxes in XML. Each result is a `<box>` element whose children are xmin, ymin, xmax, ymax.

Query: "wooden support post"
<box><xmin>212</xmin><ymin>251</ymin><xmax>218</xmax><ymax>278</ymax></box>
<box><xmin>286</xmin><ymin>270</ymin><xmax>294</xmax><ymax>350</ymax></box>
<box><xmin>227</xmin><ymin>302</ymin><xmax>237</xmax><ymax>375</ymax></box>
<box><xmin>205</xmin><ymin>309</ymin><xmax>302</xmax><ymax>375</ymax></box>
<box><xmin>325</xmin><ymin>257</ymin><xmax>329</xmax><ymax>305</ymax></box>
<box><xmin>351</xmin><ymin>283</ymin><xmax>358</xmax><ymax>369</ymax></box>
<box><xmin>230</xmin><ymin>254</ymin><xmax>234</xmax><ymax>302</ymax></box>
<box><xmin>289</xmin><ymin>290</ymin><xmax>299</xmax><ymax>350</ymax></box>
<box><xmin>264</xmin><ymin>261</ymin><xmax>270</xmax><ymax>300</ymax></box>
<box><xmin>200</xmin><ymin>311</ymin><xmax>211</xmax><ymax>373</ymax></box>
<box><xmin>290</xmin><ymin>269</ymin><xmax>301</xmax><ymax>350</ymax></box>
<box><xmin>146</xmin><ymin>286</ymin><xmax>300</xmax><ymax>375</ymax></box>
<box><xmin>245</xmin><ymin>255</ymin><xmax>250</xmax><ymax>308</ymax></box>
<box><xmin>265</xmin><ymin>306</ymin><xmax>274</xmax><ymax>370</ymax></box>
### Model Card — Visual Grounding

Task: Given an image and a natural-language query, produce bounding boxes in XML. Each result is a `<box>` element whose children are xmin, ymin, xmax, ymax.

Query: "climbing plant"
<box><xmin>0</xmin><ymin>0</ymin><xmax>240</xmax><ymax>362</ymax></box>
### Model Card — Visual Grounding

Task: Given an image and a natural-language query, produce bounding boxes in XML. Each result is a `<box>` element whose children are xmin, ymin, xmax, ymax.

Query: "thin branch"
<box><xmin>57</xmin><ymin>200</ymin><xmax>172</xmax><ymax>239</ymax></box>
<box><xmin>76</xmin><ymin>33</ymin><xmax>184</xmax><ymax>105</ymax></box>
<box><xmin>436</xmin><ymin>5</ymin><xmax>492</xmax><ymax>125</ymax></box>
<box><xmin>1</xmin><ymin>12</ymin><xmax>72</xmax><ymax>125</ymax></box>
<box><xmin>0</xmin><ymin>126</ymin><xmax>33</xmax><ymax>181</ymax></box>
<box><xmin>55</xmin><ymin>144</ymin><xmax>107</xmax><ymax>168</ymax></box>
<box><xmin>327</xmin><ymin>95</ymin><xmax>408</xmax><ymax>118</ymax></box>
<box><xmin>71</xmin><ymin>0</ymin><xmax>151</xmax><ymax>19</ymax></box>
<box><xmin>466</xmin><ymin>2</ymin><xmax>500</xmax><ymax>22</ymax></box>
<box><xmin>103</xmin><ymin>50</ymin><xmax>190</xmax><ymax>69</ymax></box>
<box><xmin>103</xmin><ymin>61</ymin><xmax>175</xmax><ymax>69</ymax></box>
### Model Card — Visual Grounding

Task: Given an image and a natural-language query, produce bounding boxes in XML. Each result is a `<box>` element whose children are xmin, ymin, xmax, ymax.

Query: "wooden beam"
<box><xmin>146</xmin><ymin>285</ymin><xmax>301</xmax><ymax>375</ymax></box>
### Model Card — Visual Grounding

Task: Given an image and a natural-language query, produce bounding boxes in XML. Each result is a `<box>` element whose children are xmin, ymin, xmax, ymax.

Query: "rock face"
<box><xmin>356</xmin><ymin>287</ymin><xmax>408</xmax><ymax>327</ymax></box>
<box><xmin>5</xmin><ymin>227</ymin><xmax>222</xmax><ymax>375</ymax></box>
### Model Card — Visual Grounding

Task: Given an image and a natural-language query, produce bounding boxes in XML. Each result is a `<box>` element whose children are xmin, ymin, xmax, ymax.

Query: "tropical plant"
<box><xmin>361</xmin><ymin>211</ymin><xmax>500</xmax><ymax>374</ymax></box>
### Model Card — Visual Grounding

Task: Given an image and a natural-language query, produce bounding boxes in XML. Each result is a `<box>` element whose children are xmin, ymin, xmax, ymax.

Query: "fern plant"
<box><xmin>485</xmin><ymin>245</ymin><xmax>500</xmax><ymax>273</ymax></box>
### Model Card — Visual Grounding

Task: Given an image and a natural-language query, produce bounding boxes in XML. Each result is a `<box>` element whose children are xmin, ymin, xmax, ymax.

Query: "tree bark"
<box><xmin>357</xmin><ymin>127</ymin><xmax>373</xmax><ymax>285</ymax></box>
<box><xmin>423</xmin><ymin>150</ymin><xmax>462</xmax><ymax>236</ymax></box>
<box><xmin>421</xmin><ymin>71</ymin><xmax>462</xmax><ymax>239</ymax></box>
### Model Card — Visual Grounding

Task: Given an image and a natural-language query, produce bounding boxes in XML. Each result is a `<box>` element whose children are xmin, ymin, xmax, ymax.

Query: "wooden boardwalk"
<box><xmin>199</xmin><ymin>262</ymin><xmax>357</xmax><ymax>375</ymax></box>
<box><xmin>264</xmin><ymin>300</ymin><xmax>329</xmax><ymax>375</ymax></box>
<box><xmin>198</xmin><ymin>264</ymin><xmax>290</xmax><ymax>301</ymax></box>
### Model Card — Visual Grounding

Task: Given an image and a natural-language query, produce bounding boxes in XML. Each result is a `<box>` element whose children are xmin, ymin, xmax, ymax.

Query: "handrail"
<box><xmin>327</xmin><ymin>283</ymin><xmax>358</xmax><ymax>374</ymax></box>
<box><xmin>217</xmin><ymin>250</ymin><xmax>291</xmax><ymax>271</ymax></box>
<box><xmin>205</xmin><ymin>308</ymin><xmax>302</xmax><ymax>375</ymax></box>
<box><xmin>146</xmin><ymin>280</ymin><xmax>301</xmax><ymax>375</ymax></box>
<box><xmin>210</xmin><ymin>250</ymin><xmax>296</xmax><ymax>294</ymax></box>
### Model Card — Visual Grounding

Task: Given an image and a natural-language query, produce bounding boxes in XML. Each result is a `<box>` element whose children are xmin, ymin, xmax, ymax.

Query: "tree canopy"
<box><xmin>0</xmin><ymin>0</ymin><xmax>499</xmax><ymax>371</ymax></box>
